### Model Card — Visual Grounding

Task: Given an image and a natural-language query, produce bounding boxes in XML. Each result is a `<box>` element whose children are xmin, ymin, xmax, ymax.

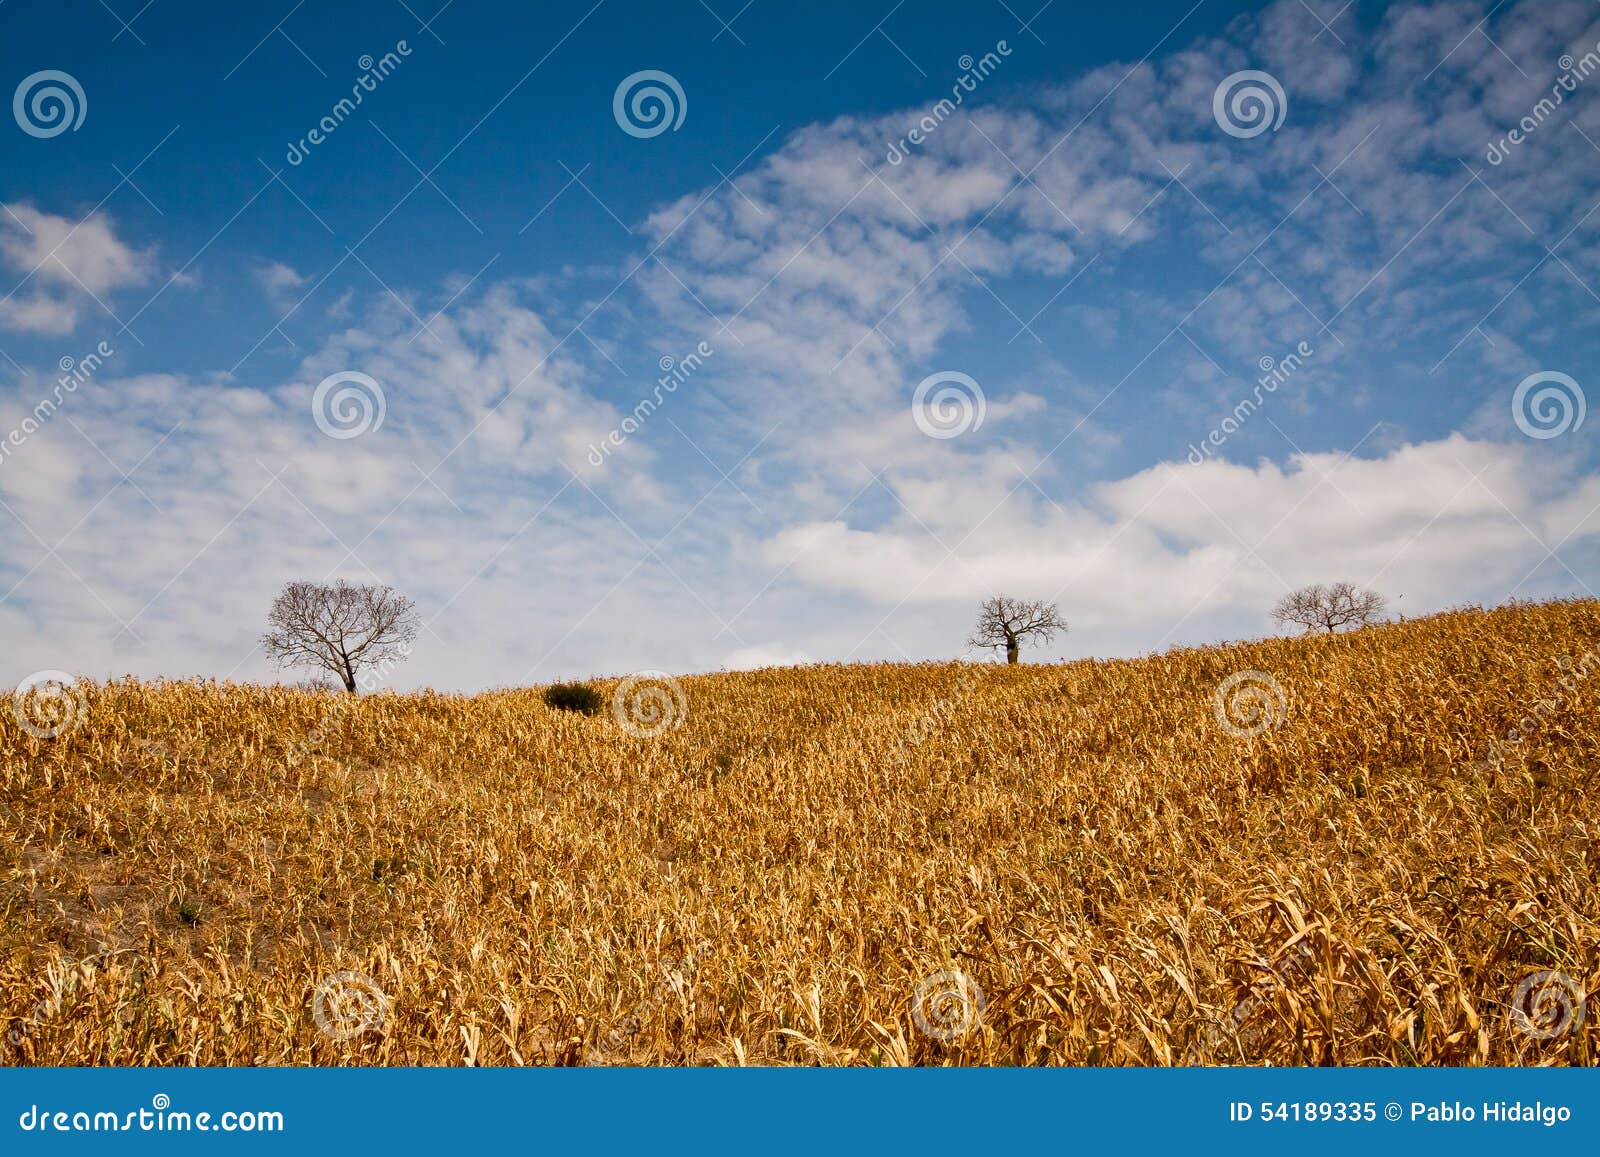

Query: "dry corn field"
<box><xmin>2</xmin><ymin>598</ymin><xmax>1596</xmax><ymax>1066</ymax></box>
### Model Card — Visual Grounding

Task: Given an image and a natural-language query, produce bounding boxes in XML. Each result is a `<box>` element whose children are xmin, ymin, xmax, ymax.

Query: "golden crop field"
<box><xmin>2</xmin><ymin>598</ymin><xmax>1596</xmax><ymax>1066</ymax></box>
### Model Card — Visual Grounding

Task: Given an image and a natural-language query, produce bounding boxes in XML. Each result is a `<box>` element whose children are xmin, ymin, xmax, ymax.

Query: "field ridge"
<box><xmin>2</xmin><ymin>598</ymin><xmax>1596</xmax><ymax>1065</ymax></box>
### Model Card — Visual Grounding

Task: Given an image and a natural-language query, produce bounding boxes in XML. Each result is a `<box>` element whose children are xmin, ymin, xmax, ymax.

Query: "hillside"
<box><xmin>2</xmin><ymin>599</ymin><xmax>1596</xmax><ymax>1065</ymax></box>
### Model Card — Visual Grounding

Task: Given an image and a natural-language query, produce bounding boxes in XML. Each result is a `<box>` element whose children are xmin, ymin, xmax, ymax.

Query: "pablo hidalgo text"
<box><xmin>1411</xmin><ymin>1101</ymin><xmax>1571</xmax><ymax>1126</ymax></box>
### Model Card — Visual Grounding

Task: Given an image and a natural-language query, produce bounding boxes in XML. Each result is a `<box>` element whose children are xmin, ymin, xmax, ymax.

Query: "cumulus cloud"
<box><xmin>0</xmin><ymin>204</ymin><xmax>155</xmax><ymax>335</ymax></box>
<box><xmin>252</xmin><ymin>261</ymin><xmax>308</xmax><ymax>311</ymax></box>
<box><xmin>0</xmin><ymin>282</ymin><xmax>666</xmax><ymax>688</ymax></box>
<box><xmin>2</xmin><ymin>0</ymin><xmax>1597</xmax><ymax>688</ymax></box>
<box><xmin>761</xmin><ymin>436</ymin><xmax>1600</xmax><ymax>645</ymax></box>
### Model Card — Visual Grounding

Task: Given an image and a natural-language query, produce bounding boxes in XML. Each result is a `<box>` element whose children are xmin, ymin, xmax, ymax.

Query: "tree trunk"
<box><xmin>1006</xmin><ymin>637</ymin><xmax>1019</xmax><ymax>664</ymax></box>
<box><xmin>339</xmin><ymin>655</ymin><xmax>358</xmax><ymax>694</ymax></box>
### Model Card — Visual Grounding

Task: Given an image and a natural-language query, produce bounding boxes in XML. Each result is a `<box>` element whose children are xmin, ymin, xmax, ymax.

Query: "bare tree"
<box><xmin>1271</xmin><ymin>582</ymin><xmax>1387</xmax><ymax>635</ymax></box>
<box><xmin>967</xmin><ymin>596</ymin><xmax>1066</xmax><ymax>664</ymax></box>
<box><xmin>261</xmin><ymin>580</ymin><xmax>420</xmax><ymax>693</ymax></box>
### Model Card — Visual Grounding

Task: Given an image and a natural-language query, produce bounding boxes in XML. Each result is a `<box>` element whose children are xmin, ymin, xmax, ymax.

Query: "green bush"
<box><xmin>543</xmin><ymin>681</ymin><xmax>603</xmax><ymax>715</ymax></box>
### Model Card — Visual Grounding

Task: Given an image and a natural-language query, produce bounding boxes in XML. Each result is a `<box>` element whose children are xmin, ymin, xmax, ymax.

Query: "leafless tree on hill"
<box><xmin>261</xmin><ymin>580</ymin><xmax>419</xmax><ymax>693</ymax></box>
<box><xmin>967</xmin><ymin>596</ymin><xmax>1066</xmax><ymax>664</ymax></box>
<box><xmin>1271</xmin><ymin>582</ymin><xmax>1387</xmax><ymax>635</ymax></box>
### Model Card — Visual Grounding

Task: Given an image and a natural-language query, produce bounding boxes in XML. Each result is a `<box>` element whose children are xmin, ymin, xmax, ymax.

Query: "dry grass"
<box><xmin>2</xmin><ymin>599</ymin><xmax>1596</xmax><ymax>1066</ymax></box>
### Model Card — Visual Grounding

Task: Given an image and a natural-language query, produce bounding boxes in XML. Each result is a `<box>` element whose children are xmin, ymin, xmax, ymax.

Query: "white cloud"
<box><xmin>253</xmin><ymin>260</ymin><xmax>308</xmax><ymax>310</ymax></box>
<box><xmin>0</xmin><ymin>284</ymin><xmax>661</xmax><ymax>689</ymax></box>
<box><xmin>722</xmin><ymin>644</ymin><xmax>814</xmax><ymax>670</ymax></box>
<box><xmin>2</xmin><ymin>0</ymin><xmax>1597</xmax><ymax>689</ymax></box>
<box><xmin>0</xmin><ymin>292</ymin><xmax>83</xmax><ymax>336</ymax></box>
<box><xmin>0</xmin><ymin>204</ymin><xmax>155</xmax><ymax>335</ymax></box>
<box><xmin>760</xmin><ymin>435</ymin><xmax>1600</xmax><ymax>648</ymax></box>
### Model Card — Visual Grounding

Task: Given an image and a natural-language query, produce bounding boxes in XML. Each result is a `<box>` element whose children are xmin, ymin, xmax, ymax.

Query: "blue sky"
<box><xmin>2</xmin><ymin>0</ymin><xmax>1598</xmax><ymax>689</ymax></box>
